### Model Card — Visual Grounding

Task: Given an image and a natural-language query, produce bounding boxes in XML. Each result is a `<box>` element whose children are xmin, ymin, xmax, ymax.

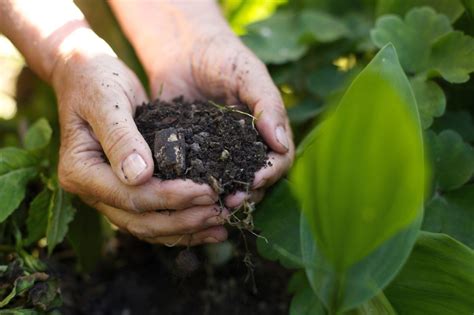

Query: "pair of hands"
<box><xmin>51</xmin><ymin>21</ymin><xmax>294</xmax><ymax>246</ymax></box>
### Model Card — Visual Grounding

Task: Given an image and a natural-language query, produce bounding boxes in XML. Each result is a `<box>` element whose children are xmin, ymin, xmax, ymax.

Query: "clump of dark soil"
<box><xmin>134</xmin><ymin>98</ymin><xmax>269</xmax><ymax>196</ymax></box>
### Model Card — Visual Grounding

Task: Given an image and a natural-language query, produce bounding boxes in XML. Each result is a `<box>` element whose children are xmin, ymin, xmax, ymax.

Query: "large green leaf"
<box><xmin>428</xmin><ymin>130</ymin><xmax>474</xmax><ymax>191</ymax></box>
<box><xmin>423</xmin><ymin>186</ymin><xmax>474</xmax><ymax>248</ymax></box>
<box><xmin>292</xmin><ymin>44</ymin><xmax>426</xmax><ymax>271</ymax></box>
<box><xmin>371</xmin><ymin>7</ymin><xmax>452</xmax><ymax>74</ymax></box>
<box><xmin>25</xmin><ymin>188</ymin><xmax>52</xmax><ymax>245</ymax></box>
<box><xmin>0</xmin><ymin>147</ymin><xmax>38</xmax><ymax>222</ymax></box>
<box><xmin>46</xmin><ymin>188</ymin><xmax>76</xmax><ymax>254</ymax></box>
<box><xmin>376</xmin><ymin>0</ymin><xmax>465</xmax><ymax>22</ymax></box>
<box><xmin>385</xmin><ymin>232</ymin><xmax>474</xmax><ymax>314</ymax></box>
<box><xmin>255</xmin><ymin>180</ymin><xmax>303</xmax><ymax>268</ymax></box>
<box><xmin>24</xmin><ymin>118</ymin><xmax>52</xmax><ymax>151</ymax></box>
<box><xmin>300</xmin><ymin>212</ymin><xmax>422</xmax><ymax>312</ymax></box>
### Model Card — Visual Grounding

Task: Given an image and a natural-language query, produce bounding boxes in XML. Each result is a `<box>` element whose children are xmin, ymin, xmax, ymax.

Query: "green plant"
<box><xmin>247</xmin><ymin>0</ymin><xmax>474</xmax><ymax>314</ymax></box>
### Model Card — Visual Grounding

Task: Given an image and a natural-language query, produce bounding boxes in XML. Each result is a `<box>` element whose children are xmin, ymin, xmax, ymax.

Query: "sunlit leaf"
<box><xmin>24</xmin><ymin>118</ymin><xmax>52</xmax><ymax>151</ymax></box>
<box><xmin>423</xmin><ymin>186</ymin><xmax>474</xmax><ymax>248</ymax></box>
<box><xmin>371</xmin><ymin>7</ymin><xmax>452</xmax><ymax>73</ymax></box>
<box><xmin>410</xmin><ymin>78</ymin><xmax>446</xmax><ymax>129</ymax></box>
<box><xmin>292</xmin><ymin>44</ymin><xmax>426</xmax><ymax>270</ymax></box>
<box><xmin>385</xmin><ymin>232</ymin><xmax>474</xmax><ymax>314</ymax></box>
<box><xmin>300</xmin><ymin>213</ymin><xmax>422</xmax><ymax>312</ymax></box>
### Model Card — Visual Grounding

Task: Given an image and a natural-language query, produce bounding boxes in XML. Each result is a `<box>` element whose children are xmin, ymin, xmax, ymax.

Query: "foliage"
<box><xmin>249</xmin><ymin>0</ymin><xmax>474</xmax><ymax>314</ymax></box>
<box><xmin>1</xmin><ymin>0</ymin><xmax>474</xmax><ymax>314</ymax></box>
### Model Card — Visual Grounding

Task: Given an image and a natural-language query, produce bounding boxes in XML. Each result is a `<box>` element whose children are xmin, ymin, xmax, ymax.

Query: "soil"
<box><xmin>134</xmin><ymin>98</ymin><xmax>269</xmax><ymax>196</ymax></box>
<box><xmin>57</xmin><ymin>232</ymin><xmax>292</xmax><ymax>315</ymax></box>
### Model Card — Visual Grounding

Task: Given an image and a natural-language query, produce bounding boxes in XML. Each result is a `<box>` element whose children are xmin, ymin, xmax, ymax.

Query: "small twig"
<box><xmin>208</xmin><ymin>100</ymin><xmax>259</xmax><ymax>129</ymax></box>
<box><xmin>165</xmin><ymin>235</ymin><xmax>186</xmax><ymax>247</ymax></box>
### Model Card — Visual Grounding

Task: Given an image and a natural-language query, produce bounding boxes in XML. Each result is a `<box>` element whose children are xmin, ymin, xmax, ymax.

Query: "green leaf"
<box><xmin>300</xmin><ymin>212</ymin><xmax>422</xmax><ymax>312</ymax></box>
<box><xmin>24</xmin><ymin>118</ymin><xmax>52</xmax><ymax>151</ymax></box>
<box><xmin>432</xmin><ymin>110</ymin><xmax>474</xmax><ymax>142</ymax></box>
<box><xmin>410</xmin><ymin>78</ymin><xmax>446</xmax><ymax>129</ymax></box>
<box><xmin>242</xmin><ymin>11</ymin><xmax>307</xmax><ymax>64</ymax></box>
<box><xmin>0</xmin><ymin>147</ymin><xmax>37</xmax><ymax>175</ymax></box>
<box><xmin>289</xmin><ymin>277</ymin><xmax>326</xmax><ymax>315</ymax></box>
<box><xmin>371</xmin><ymin>7</ymin><xmax>452</xmax><ymax>73</ymax></box>
<box><xmin>348</xmin><ymin>293</ymin><xmax>397</xmax><ymax>315</ymax></box>
<box><xmin>299</xmin><ymin>10</ymin><xmax>349</xmax><ymax>43</ymax></box>
<box><xmin>292</xmin><ymin>44</ymin><xmax>426</xmax><ymax>270</ymax></box>
<box><xmin>429</xmin><ymin>31</ymin><xmax>474</xmax><ymax>83</ymax></box>
<box><xmin>46</xmin><ymin>188</ymin><xmax>76</xmax><ymax>254</ymax></box>
<box><xmin>429</xmin><ymin>130</ymin><xmax>474</xmax><ymax>191</ymax></box>
<box><xmin>67</xmin><ymin>201</ymin><xmax>105</xmax><ymax>271</ymax></box>
<box><xmin>25</xmin><ymin>188</ymin><xmax>52</xmax><ymax>245</ymax></box>
<box><xmin>385</xmin><ymin>232</ymin><xmax>474</xmax><ymax>314</ymax></box>
<box><xmin>423</xmin><ymin>186</ymin><xmax>474</xmax><ymax>248</ymax></box>
<box><xmin>376</xmin><ymin>0</ymin><xmax>465</xmax><ymax>22</ymax></box>
<box><xmin>462</xmin><ymin>0</ymin><xmax>474</xmax><ymax>17</ymax></box>
<box><xmin>288</xmin><ymin>99</ymin><xmax>324</xmax><ymax>125</ymax></box>
<box><xmin>0</xmin><ymin>168</ymin><xmax>37</xmax><ymax>222</ymax></box>
<box><xmin>255</xmin><ymin>180</ymin><xmax>303</xmax><ymax>268</ymax></box>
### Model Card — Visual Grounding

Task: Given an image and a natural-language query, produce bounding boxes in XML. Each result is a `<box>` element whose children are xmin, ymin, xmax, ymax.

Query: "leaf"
<box><xmin>0</xmin><ymin>168</ymin><xmax>37</xmax><ymax>223</ymax></box>
<box><xmin>242</xmin><ymin>11</ymin><xmax>307</xmax><ymax>64</ymax></box>
<box><xmin>300</xmin><ymin>212</ymin><xmax>422</xmax><ymax>312</ymax></box>
<box><xmin>410</xmin><ymin>78</ymin><xmax>446</xmax><ymax>129</ymax></box>
<box><xmin>385</xmin><ymin>232</ymin><xmax>474</xmax><ymax>314</ymax></box>
<box><xmin>292</xmin><ymin>44</ymin><xmax>426</xmax><ymax>270</ymax></box>
<box><xmin>371</xmin><ymin>7</ymin><xmax>452</xmax><ymax>73</ymax></box>
<box><xmin>462</xmin><ymin>0</ymin><xmax>474</xmax><ymax>17</ymax></box>
<box><xmin>423</xmin><ymin>186</ymin><xmax>474</xmax><ymax>248</ymax></box>
<box><xmin>376</xmin><ymin>0</ymin><xmax>465</xmax><ymax>22</ymax></box>
<box><xmin>67</xmin><ymin>201</ymin><xmax>105</xmax><ymax>271</ymax></box>
<box><xmin>429</xmin><ymin>31</ymin><xmax>474</xmax><ymax>83</ymax></box>
<box><xmin>46</xmin><ymin>188</ymin><xmax>76</xmax><ymax>254</ymax></box>
<box><xmin>25</xmin><ymin>188</ymin><xmax>52</xmax><ymax>245</ymax></box>
<box><xmin>347</xmin><ymin>294</ymin><xmax>397</xmax><ymax>315</ymax></box>
<box><xmin>289</xmin><ymin>277</ymin><xmax>326</xmax><ymax>315</ymax></box>
<box><xmin>299</xmin><ymin>10</ymin><xmax>349</xmax><ymax>43</ymax></box>
<box><xmin>287</xmin><ymin>99</ymin><xmax>324</xmax><ymax>125</ymax></box>
<box><xmin>0</xmin><ymin>147</ymin><xmax>37</xmax><ymax>175</ymax></box>
<box><xmin>24</xmin><ymin>118</ymin><xmax>52</xmax><ymax>151</ymax></box>
<box><xmin>432</xmin><ymin>110</ymin><xmax>474</xmax><ymax>142</ymax></box>
<box><xmin>255</xmin><ymin>180</ymin><xmax>303</xmax><ymax>268</ymax></box>
<box><xmin>428</xmin><ymin>130</ymin><xmax>474</xmax><ymax>191</ymax></box>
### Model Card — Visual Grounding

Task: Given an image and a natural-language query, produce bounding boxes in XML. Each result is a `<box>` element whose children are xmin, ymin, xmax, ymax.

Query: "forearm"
<box><xmin>0</xmin><ymin>0</ymin><xmax>114</xmax><ymax>83</ymax></box>
<box><xmin>109</xmin><ymin>0</ymin><xmax>232</xmax><ymax>78</ymax></box>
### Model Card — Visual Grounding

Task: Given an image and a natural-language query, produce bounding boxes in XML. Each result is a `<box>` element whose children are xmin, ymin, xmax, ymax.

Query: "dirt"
<box><xmin>134</xmin><ymin>98</ymin><xmax>269</xmax><ymax>196</ymax></box>
<box><xmin>57</xmin><ymin>232</ymin><xmax>291</xmax><ymax>315</ymax></box>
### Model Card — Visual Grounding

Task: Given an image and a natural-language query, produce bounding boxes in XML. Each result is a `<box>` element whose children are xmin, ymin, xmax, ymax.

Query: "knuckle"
<box><xmin>102</xmin><ymin>125</ymin><xmax>134</xmax><ymax>157</ymax></box>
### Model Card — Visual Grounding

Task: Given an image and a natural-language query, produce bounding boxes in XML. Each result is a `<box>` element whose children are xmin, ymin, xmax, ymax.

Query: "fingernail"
<box><xmin>193</xmin><ymin>195</ymin><xmax>215</xmax><ymax>206</ymax></box>
<box><xmin>122</xmin><ymin>153</ymin><xmax>147</xmax><ymax>180</ymax></box>
<box><xmin>275</xmin><ymin>125</ymin><xmax>289</xmax><ymax>151</ymax></box>
<box><xmin>203</xmin><ymin>237</ymin><xmax>220</xmax><ymax>243</ymax></box>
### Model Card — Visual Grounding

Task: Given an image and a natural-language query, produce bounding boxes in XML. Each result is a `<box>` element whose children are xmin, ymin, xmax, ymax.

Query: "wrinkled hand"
<box><xmin>52</xmin><ymin>40</ymin><xmax>228</xmax><ymax>246</ymax></box>
<box><xmin>147</xmin><ymin>30</ymin><xmax>295</xmax><ymax>207</ymax></box>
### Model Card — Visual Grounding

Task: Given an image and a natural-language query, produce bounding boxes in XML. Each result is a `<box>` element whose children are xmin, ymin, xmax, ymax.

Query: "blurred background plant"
<box><xmin>0</xmin><ymin>0</ymin><xmax>473</xmax><ymax>314</ymax></box>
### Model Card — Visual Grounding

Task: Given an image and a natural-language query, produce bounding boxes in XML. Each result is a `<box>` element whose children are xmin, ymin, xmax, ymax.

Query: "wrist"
<box><xmin>51</xmin><ymin>28</ymin><xmax>116</xmax><ymax>92</ymax></box>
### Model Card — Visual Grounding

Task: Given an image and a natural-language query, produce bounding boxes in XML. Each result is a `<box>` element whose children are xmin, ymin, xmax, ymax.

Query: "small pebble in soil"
<box><xmin>134</xmin><ymin>97</ymin><xmax>269</xmax><ymax>196</ymax></box>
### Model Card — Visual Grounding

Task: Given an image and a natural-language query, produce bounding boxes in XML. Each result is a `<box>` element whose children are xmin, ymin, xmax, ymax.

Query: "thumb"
<box><xmin>85</xmin><ymin>85</ymin><xmax>153</xmax><ymax>185</ymax></box>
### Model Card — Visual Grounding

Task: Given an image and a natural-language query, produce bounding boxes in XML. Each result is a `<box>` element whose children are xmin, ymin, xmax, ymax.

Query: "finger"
<box><xmin>253</xmin><ymin>151</ymin><xmax>294</xmax><ymax>190</ymax></box>
<box><xmin>234</xmin><ymin>52</ymin><xmax>292</xmax><ymax>154</ymax></box>
<box><xmin>59</xmin><ymin>124</ymin><xmax>218</xmax><ymax>211</ymax></box>
<box><xmin>95</xmin><ymin>203</ymin><xmax>229</xmax><ymax>240</ymax></box>
<box><xmin>224</xmin><ymin>189</ymin><xmax>265</xmax><ymax>209</ymax></box>
<box><xmin>144</xmin><ymin>226</ymin><xmax>228</xmax><ymax>246</ymax></box>
<box><xmin>79</xmin><ymin>69</ymin><xmax>153</xmax><ymax>186</ymax></box>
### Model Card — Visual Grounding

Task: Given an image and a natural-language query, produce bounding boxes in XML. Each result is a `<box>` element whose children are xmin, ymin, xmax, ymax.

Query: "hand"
<box><xmin>51</xmin><ymin>31</ymin><xmax>228</xmax><ymax>245</ymax></box>
<box><xmin>145</xmin><ymin>25</ymin><xmax>295</xmax><ymax>208</ymax></box>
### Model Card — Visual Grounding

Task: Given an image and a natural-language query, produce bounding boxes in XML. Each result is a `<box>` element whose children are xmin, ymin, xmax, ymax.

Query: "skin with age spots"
<box><xmin>0</xmin><ymin>0</ymin><xmax>294</xmax><ymax>246</ymax></box>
